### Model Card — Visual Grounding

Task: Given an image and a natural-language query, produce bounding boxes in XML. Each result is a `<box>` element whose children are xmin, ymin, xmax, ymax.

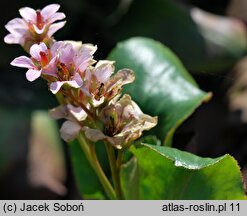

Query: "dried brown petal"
<box><xmin>85</xmin><ymin>94</ymin><xmax>157</xmax><ymax>149</ymax></box>
<box><xmin>104</xmin><ymin>69</ymin><xmax>135</xmax><ymax>101</ymax></box>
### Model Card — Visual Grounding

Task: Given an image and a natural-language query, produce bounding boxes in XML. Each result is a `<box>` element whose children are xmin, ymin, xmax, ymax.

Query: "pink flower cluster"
<box><xmin>5</xmin><ymin>4</ymin><xmax>157</xmax><ymax>149</ymax></box>
<box><xmin>11</xmin><ymin>41</ymin><xmax>96</xmax><ymax>94</ymax></box>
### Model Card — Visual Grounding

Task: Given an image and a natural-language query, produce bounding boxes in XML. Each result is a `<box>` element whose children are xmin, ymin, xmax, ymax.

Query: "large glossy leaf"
<box><xmin>106</xmin><ymin>0</ymin><xmax>247</xmax><ymax>73</ymax></box>
<box><xmin>108</xmin><ymin>37</ymin><xmax>211</xmax><ymax>145</ymax></box>
<box><xmin>121</xmin><ymin>144</ymin><xmax>246</xmax><ymax>199</ymax></box>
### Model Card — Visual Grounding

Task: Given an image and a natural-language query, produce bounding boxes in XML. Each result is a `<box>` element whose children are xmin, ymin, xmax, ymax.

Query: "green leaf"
<box><xmin>108</xmin><ymin>37</ymin><xmax>211</xmax><ymax>145</ymax></box>
<box><xmin>69</xmin><ymin>141</ymin><xmax>109</xmax><ymax>199</ymax></box>
<box><xmin>106</xmin><ymin>0</ymin><xmax>247</xmax><ymax>73</ymax></box>
<box><xmin>121</xmin><ymin>144</ymin><xmax>246</xmax><ymax>199</ymax></box>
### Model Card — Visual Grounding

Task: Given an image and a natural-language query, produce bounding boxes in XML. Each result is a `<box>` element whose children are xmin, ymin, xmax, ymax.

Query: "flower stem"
<box><xmin>105</xmin><ymin>142</ymin><xmax>124</xmax><ymax>199</ymax></box>
<box><xmin>116</xmin><ymin>150</ymin><xmax>124</xmax><ymax>171</ymax></box>
<box><xmin>77</xmin><ymin>133</ymin><xmax>116</xmax><ymax>200</ymax></box>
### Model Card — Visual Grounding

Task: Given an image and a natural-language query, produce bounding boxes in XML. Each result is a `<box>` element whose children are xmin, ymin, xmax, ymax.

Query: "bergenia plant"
<box><xmin>5</xmin><ymin>4</ymin><xmax>157</xmax><ymax>200</ymax></box>
<box><xmin>5</xmin><ymin>4</ymin><xmax>246</xmax><ymax>200</ymax></box>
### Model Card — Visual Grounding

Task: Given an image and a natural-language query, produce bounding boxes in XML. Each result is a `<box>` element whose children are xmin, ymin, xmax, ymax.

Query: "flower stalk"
<box><xmin>77</xmin><ymin>133</ymin><xmax>116</xmax><ymax>200</ymax></box>
<box><xmin>104</xmin><ymin>142</ymin><xmax>124</xmax><ymax>199</ymax></box>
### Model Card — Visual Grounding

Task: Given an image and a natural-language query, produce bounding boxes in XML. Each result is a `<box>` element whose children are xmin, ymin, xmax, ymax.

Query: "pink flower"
<box><xmin>4</xmin><ymin>4</ymin><xmax>66</xmax><ymax>47</ymax></box>
<box><xmin>10</xmin><ymin>41</ymin><xmax>97</xmax><ymax>92</ymax></box>
<box><xmin>49</xmin><ymin>42</ymin><xmax>97</xmax><ymax>94</ymax></box>
<box><xmin>11</xmin><ymin>42</ymin><xmax>57</xmax><ymax>81</ymax></box>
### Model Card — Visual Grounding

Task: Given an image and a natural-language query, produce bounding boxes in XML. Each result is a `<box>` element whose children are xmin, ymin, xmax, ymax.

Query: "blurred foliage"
<box><xmin>0</xmin><ymin>108</ymin><xmax>30</xmax><ymax>174</ymax></box>
<box><xmin>28</xmin><ymin>111</ymin><xmax>66</xmax><ymax>195</ymax></box>
<box><xmin>106</xmin><ymin>0</ymin><xmax>247</xmax><ymax>73</ymax></box>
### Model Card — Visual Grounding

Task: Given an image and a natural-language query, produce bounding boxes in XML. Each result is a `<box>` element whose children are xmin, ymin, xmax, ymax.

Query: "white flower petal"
<box><xmin>129</xmin><ymin>100</ymin><xmax>143</xmax><ymax>116</ymax></box>
<box><xmin>64</xmin><ymin>40</ymin><xmax>82</xmax><ymax>52</ymax></box>
<box><xmin>47</xmin><ymin>21</ymin><xmax>66</xmax><ymax>37</ymax></box>
<box><xmin>105</xmin><ymin>69</ymin><xmax>135</xmax><ymax>100</ymax></box>
<box><xmin>48</xmin><ymin>12</ymin><xmax>66</xmax><ymax>23</ymax></box>
<box><xmin>50</xmin><ymin>78</ymin><xmax>82</xmax><ymax>94</ymax></box>
<box><xmin>82</xmin><ymin>44</ymin><xmax>97</xmax><ymax>55</ymax></box>
<box><xmin>95</xmin><ymin>60</ymin><xmax>115</xmax><ymax>68</ymax></box>
<box><xmin>29</xmin><ymin>42</ymin><xmax>48</xmax><ymax>60</ymax></box>
<box><xmin>75</xmin><ymin>44</ymin><xmax>97</xmax><ymax>71</ymax></box>
<box><xmin>94</xmin><ymin>62</ymin><xmax>114</xmax><ymax>83</ymax></box>
<box><xmin>60</xmin><ymin>120</ymin><xmax>81</xmax><ymax>142</ymax></box>
<box><xmin>19</xmin><ymin>7</ymin><xmax>36</xmax><ymax>22</ymax></box>
<box><xmin>75</xmin><ymin>58</ymin><xmax>90</xmax><ymax>72</ymax></box>
<box><xmin>67</xmin><ymin>104</ymin><xmax>87</xmax><ymax>121</ymax></box>
<box><xmin>4</xmin><ymin>34</ymin><xmax>22</xmax><ymax>44</ymax></box>
<box><xmin>59</xmin><ymin>43</ymin><xmax>74</xmax><ymax>65</ymax></box>
<box><xmin>4</xmin><ymin>18</ymin><xmax>28</xmax><ymax>45</ymax></box>
<box><xmin>91</xmin><ymin>97</ymin><xmax>105</xmax><ymax>107</ymax></box>
<box><xmin>26</xmin><ymin>69</ymin><xmax>41</xmax><ymax>82</ymax></box>
<box><xmin>73</xmin><ymin>73</ymin><xmax>84</xmax><ymax>87</ymax></box>
<box><xmin>5</xmin><ymin>18</ymin><xmax>27</xmax><ymax>34</ymax></box>
<box><xmin>50</xmin><ymin>81</ymin><xmax>65</xmax><ymax>94</ymax></box>
<box><xmin>50</xmin><ymin>41</ymin><xmax>65</xmax><ymax>56</ymax></box>
<box><xmin>33</xmin><ymin>24</ymin><xmax>46</xmax><ymax>34</ymax></box>
<box><xmin>66</xmin><ymin>80</ymin><xmax>82</xmax><ymax>88</ymax></box>
<box><xmin>140</xmin><ymin>115</ymin><xmax>158</xmax><ymax>131</ymax></box>
<box><xmin>41</xmin><ymin>4</ymin><xmax>60</xmax><ymax>20</ymax></box>
<box><xmin>11</xmin><ymin>56</ymin><xmax>35</xmax><ymax>69</ymax></box>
